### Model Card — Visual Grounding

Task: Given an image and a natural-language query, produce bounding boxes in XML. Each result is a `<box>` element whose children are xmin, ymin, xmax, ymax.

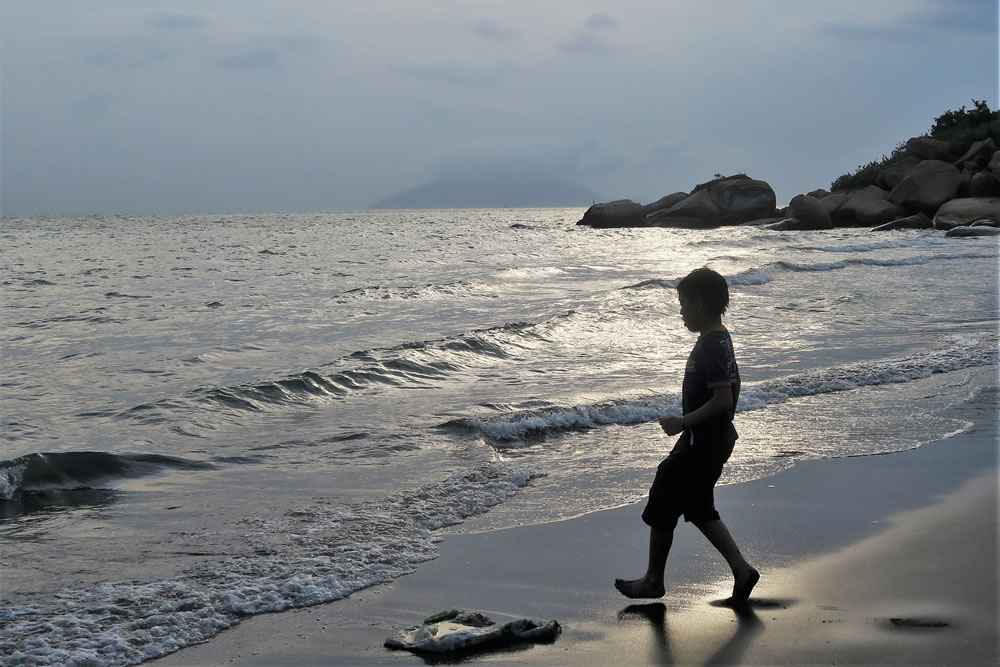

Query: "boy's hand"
<box><xmin>659</xmin><ymin>416</ymin><xmax>684</xmax><ymax>435</ymax></box>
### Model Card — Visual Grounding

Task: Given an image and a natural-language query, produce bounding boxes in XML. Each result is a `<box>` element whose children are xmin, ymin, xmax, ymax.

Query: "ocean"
<box><xmin>1</xmin><ymin>209</ymin><xmax>997</xmax><ymax>665</ymax></box>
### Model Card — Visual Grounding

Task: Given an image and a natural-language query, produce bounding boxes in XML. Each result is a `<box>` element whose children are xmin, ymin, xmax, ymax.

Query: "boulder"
<box><xmin>652</xmin><ymin>189</ymin><xmax>722</xmax><ymax>226</ymax></box>
<box><xmin>989</xmin><ymin>150</ymin><xmax>1000</xmax><ymax>179</ymax></box>
<box><xmin>819</xmin><ymin>192</ymin><xmax>851</xmax><ymax>216</ymax></box>
<box><xmin>971</xmin><ymin>218</ymin><xmax>1000</xmax><ymax>227</ymax></box>
<box><xmin>932</xmin><ymin>197</ymin><xmax>1000</xmax><ymax>230</ymax></box>
<box><xmin>888</xmin><ymin>160</ymin><xmax>961</xmax><ymax>213</ymax></box>
<box><xmin>853</xmin><ymin>185</ymin><xmax>890</xmax><ymax>200</ymax></box>
<box><xmin>870</xmin><ymin>213</ymin><xmax>933</xmax><ymax>231</ymax></box>
<box><xmin>691</xmin><ymin>173</ymin><xmax>751</xmax><ymax>194</ymax></box>
<box><xmin>905</xmin><ymin>136</ymin><xmax>953</xmax><ymax>161</ymax></box>
<box><xmin>702</xmin><ymin>178</ymin><xmax>777</xmax><ymax>224</ymax></box>
<box><xmin>876</xmin><ymin>156</ymin><xmax>921</xmax><ymax>190</ymax></box>
<box><xmin>970</xmin><ymin>171</ymin><xmax>1000</xmax><ymax>197</ymax></box>
<box><xmin>642</xmin><ymin>192</ymin><xmax>688</xmax><ymax>216</ymax></box>
<box><xmin>577</xmin><ymin>199</ymin><xmax>645</xmax><ymax>227</ymax></box>
<box><xmin>835</xmin><ymin>190</ymin><xmax>907</xmax><ymax>226</ymax></box>
<box><xmin>953</xmin><ymin>138</ymin><xmax>997</xmax><ymax>169</ymax></box>
<box><xmin>945</xmin><ymin>225</ymin><xmax>1000</xmax><ymax>237</ymax></box>
<box><xmin>807</xmin><ymin>188</ymin><xmax>831</xmax><ymax>199</ymax></box>
<box><xmin>787</xmin><ymin>194</ymin><xmax>833</xmax><ymax>229</ymax></box>
<box><xmin>958</xmin><ymin>168</ymin><xmax>974</xmax><ymax>197</ymax></box>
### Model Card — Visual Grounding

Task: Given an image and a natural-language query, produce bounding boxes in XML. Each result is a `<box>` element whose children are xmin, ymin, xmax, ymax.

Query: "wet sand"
<box><xmin>159</xmin><ymin>389</ymin><xmax>997</xmax><ymax>666</ymax></box>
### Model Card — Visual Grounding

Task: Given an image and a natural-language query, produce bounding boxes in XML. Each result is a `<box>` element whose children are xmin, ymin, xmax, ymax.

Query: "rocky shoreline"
<box><xmin>578</xmin><ymin>134</ymin><xmax>1000</xmax><ymax>237</ymax></box>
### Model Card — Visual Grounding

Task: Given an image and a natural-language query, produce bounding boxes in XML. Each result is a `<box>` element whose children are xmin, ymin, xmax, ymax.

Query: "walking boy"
<box><xmin>615</xmin><ymin>267</ymin><xmax>759</xmax><ymax>602</ymax></box>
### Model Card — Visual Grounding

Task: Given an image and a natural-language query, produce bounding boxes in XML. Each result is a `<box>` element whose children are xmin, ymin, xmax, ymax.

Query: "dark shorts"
<box><xmin>641</xmin><ymin>436</ymin><xmax>735</xmax><ymax>529</ymax></box>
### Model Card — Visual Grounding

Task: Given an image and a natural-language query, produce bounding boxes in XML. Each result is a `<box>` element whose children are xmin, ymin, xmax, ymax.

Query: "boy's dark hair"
<box><xmin>677</xmin><ymin>267</ymin><xmax>729</xmax><ymax>314</ymax></box>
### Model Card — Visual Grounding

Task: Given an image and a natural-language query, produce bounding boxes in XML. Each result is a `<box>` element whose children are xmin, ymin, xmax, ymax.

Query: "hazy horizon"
<box><xmin>2</xmin><ymin>0</ymin><xmax>997</xmax><ymax>216</ymax></box>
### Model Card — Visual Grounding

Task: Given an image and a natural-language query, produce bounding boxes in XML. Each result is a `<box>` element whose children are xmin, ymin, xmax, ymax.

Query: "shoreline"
<box><xmin>158</xmin><ymin>381</ymin><xmax>997</xmax><ymax>665</ymax></box>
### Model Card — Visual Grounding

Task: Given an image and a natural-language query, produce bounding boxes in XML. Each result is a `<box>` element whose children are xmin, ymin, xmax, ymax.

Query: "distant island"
<box><xmin>369</xmin><ymin>177</ymin><xmax>601</xmax><ymax>209</ymax></box>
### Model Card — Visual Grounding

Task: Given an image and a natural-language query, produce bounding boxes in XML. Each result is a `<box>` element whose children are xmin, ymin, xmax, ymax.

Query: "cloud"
<box><xmin>585</xmin><ymin>12</ymin><xmax>618</xmax><ymax>30</ymax></box>
<box><xmin>391</xmin><ymin>63</ymin><xmax>511</xmax><ymax>87</ymax></box>
<box><xmin>556</xmin><ymin>33</ymin><xmax>614</xmax><ymax>55</ymax></box>
<box><xmin>819</xmin><ymin>0</ymin><xmax>996</xmax><ymax>41</ymax></box>
<box><xmin>213</xmin><ymin>47</ymin><xmax>283</xmax><ymax>72</ymax></box>
<box><xmin>148</xmin><ymin>12</ymin><xmax>209</xmax><ymax>31</ymax></box>
<box><xmin>474</xmin><ymin>19</ymin><xmax>518</xmax><ymax>41</ymax></box>
<box><xmin>80</xmin><ymin>39</ymin><xmax>173</xmax><ymax>68</ymax></box>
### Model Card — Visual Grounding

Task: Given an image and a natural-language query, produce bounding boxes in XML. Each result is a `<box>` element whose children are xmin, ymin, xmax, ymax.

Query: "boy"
<box><xmin>615</xmin><ymin>267</ymin><xmax>759</xmax><ymax>603</ymax></box>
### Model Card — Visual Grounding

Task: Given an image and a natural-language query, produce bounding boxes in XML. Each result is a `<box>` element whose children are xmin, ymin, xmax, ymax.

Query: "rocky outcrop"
<box><xmin>577</xmin><ymin>199</ymin><xmax>644</xmax><ymax>228</ymax></box>
<box><xmin>932</xmin><ymin>197</ymin><xmax>1000</xmax><ymax>230</ymax></box>
<box><xmin>888</xmin><ymin>160</ymin><xmax>961</xmax><ymax>213</ymax></box>
<box><xmin>834</xmin><ymin>188</ymin><xmax>906</xmax><ymax>226</ymax></box>
<box><xmin>787</xmin><ymin>195</ymin><xmax>833</xmax><ymax>229</ymax></box>
<box><xmin>945</xmin><ymin>225</ymin><xmax>1000</xmax><ymax>237</ymax></box>
<box><xmin>953</xmin><ymin>138</ymin><xmax>997</xmax><ymax>169</ymax></box>
<box><xmin>651</xmin><ymin>189</ymin><xmax>723</xmax><ymax>226</ymax></box>
<box><xmin>642</xmin><ymin>192</ymin><xmax>688</xmax><ymax>216</ymax></box>
<box><xmin>820</xmin><ymin>192</ymin><xmax>851</xmax><ymax>217</ymax></box>
<box><xmin>970</xmin><ymin>171</ymin><xmax>1000</xmax><ymax>197</ymax></box>
<box><xmin>870</xmin><ymin>213</ymin><xmax>932</xmax><ymax>231</ymax></box>
<box><xmin>699</xmin><ymin>177</ymin><xmax>776</xmax><ymax>224</ymax></box>
<box><xmin>807</xmin><ymin>188</ymin><xmax>831</xmax><ymax>199</ymax></box>
<box><xmin>876</xmin><ymin>156</ymin><xmax>921</xmax><ymax>190</ymax></box>
<box><xmin>905</xmin><ymin>136</ymin><xmax>953</xmax><ymax>161</ymax></box>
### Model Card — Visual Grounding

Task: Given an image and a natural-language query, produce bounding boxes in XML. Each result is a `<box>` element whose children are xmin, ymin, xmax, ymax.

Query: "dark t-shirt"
<box><xmin>681</xmin><ymin>329</ymin><xmax>740</xmax><ymax>446</ymax></box>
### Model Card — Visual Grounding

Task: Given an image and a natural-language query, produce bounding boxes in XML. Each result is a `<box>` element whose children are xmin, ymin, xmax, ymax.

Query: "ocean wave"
<box><xmin>446</xmin><ymin>334</ymin><xmax>998</xmax><ymax>442</ymax></box>
<box><xmin>806</xmin><ymin>237</ymin><xmax>951</xmax><ymax>253</ymax></box>
<box><xmin>334</xmin><ymin>279</ymin><xmax>496</xmax><ymax>303</ymax></box>
<box><xmin>0</xmin><ymin>452</ymin><xmax>215</xmax><ymax>501</ymax></box>
<box><xmin>0</xmin><ymin>461</ymin><xmax>543</xmax><ymax>666</ymax></box>
<box><xmin>776</xmin><ymin>250</ymin><xmax>997</xmax><ymax>273</ymax></box>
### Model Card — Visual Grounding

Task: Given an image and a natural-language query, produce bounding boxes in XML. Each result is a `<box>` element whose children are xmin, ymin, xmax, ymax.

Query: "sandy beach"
<box><xmin>158</xmin><ymin>385</ymin><xmax>997</xmax><ymax>666</ymax></box>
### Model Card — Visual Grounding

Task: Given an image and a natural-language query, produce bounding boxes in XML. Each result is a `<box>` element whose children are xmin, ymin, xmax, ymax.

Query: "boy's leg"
<box><xmin>696</xmin><ymin>519</ymin><xmax>759</xmax><ymax>602</ymax></box>
<box><xmin>615</xmin><ymin>525</ymin><xmax>672</xmax><ymax>598</ymax></box>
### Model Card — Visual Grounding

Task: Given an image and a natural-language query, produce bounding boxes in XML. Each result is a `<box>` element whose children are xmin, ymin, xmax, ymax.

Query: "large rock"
<box><xmin>970</xmin><ymin>171</ymin><xmax>1000</xmax><ymax>197</ymax></box>
<box><xmin>905</xmin><ymin>136</ymin><xmax>953</xmax><ymax>161</ymax></box>
<box><xmin>870</xmin><ymin>213</ymin><xmax>932</xmax><ymax>231</ymax></box>
<box><xmin>835</xmin><ymin>190</ymin><xmax>907</xmax><ymax>226</ymax></box>
<box><xmin>787</xmin><ymin>194</ymin><xmax>833</xmax><ymax>229</ymax></box>
<box><xmin>945</xmin><ymin>225</ymin><xmax>1000</xmax><ymax>237</ymax></box>
<box><xmin>958</xmin><ymin>168</ymin><xmax>974</xmax><ymax>197</ymax></box>
<box><xmin>652</xmin><ymin>189</ymin><xmax>723</xmax><ymax>226</ymax></box>
<box><xmin>642</xmin><ymin>192</ymin><xmax>688</xmax><ymax>216</ymax></box>
<box><xmin>577</xmin><ymin>199</ymin><xmax>644</xmax><ymax>227</ymax></box>
<box><xmin>888</xmin><ymin>160</ymin><xmax>961</xmax><ymax>213</ymax></box>
<box><xmin>953</xmin><ymin>138</ymin><xmax>997</xmax><ymax>169</ymax></box>
<box><xmin>853</xmin><ymin>185</ymin><xmax>890</xmax><ymax>200</ymax></box>
<box><xmin>807</xmin><ymin>188</ymin><xmax>831</xmax><ymax>199</ymax></box>
<box><xmin>691</xmin><ymin>173</ymin><xmax>751</xmax><ymax>194</ymax></box>
<box><xmin>932</xmin><ymin>197</ymin><xmax>1000</xmax><ymax>230</ymax></box>
<box><xmin>820</xmin><ymin>192</ymin><xmax>851</xmax><ymax>216</ymax></box>
<box><xmin>702</xmin><ymin>178</ymin><xmax>776</xmax><ymax>224</ymax></box>
<box><xmin>876</xmin><ymin>156</ymin><xmax>921</xmax><ymax>190</ymax></box>
<box><xmin>989</xmin><ymin>150</ymin><xmax>1000</xmax><ymax>179</ymax></box>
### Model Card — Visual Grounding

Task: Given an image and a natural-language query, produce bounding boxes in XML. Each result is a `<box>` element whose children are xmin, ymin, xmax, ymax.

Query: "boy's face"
<box><xmin>678</xmin><ymin>292</ymin><xmax>703</xmax><ymax>332</ymax></box>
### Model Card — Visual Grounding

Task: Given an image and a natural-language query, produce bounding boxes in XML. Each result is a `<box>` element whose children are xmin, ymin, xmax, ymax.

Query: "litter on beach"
<box><xmin>384</xmin><ymin>610</ymin><xmax>561</xmax><ymax>654</ymax></box>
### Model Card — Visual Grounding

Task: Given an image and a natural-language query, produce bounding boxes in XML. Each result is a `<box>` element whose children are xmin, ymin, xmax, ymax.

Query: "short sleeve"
<box><xmin>701</xmin><ymin>338</ymin><xmax>732</xmax><ymax>388</ymax></box>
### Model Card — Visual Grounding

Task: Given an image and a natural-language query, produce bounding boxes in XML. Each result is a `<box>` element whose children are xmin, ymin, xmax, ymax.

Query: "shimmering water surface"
<box><xmin>1</xmin><ymin>209</ymin><xmax>997</xmax><ymax>664</ymax></box>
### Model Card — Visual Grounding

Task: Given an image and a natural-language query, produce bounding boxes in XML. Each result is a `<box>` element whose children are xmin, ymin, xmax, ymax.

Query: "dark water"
<box><xmin>1</xmin><ymin>210</ymin><xmax>997</xmax><ymax>664</ymax></box>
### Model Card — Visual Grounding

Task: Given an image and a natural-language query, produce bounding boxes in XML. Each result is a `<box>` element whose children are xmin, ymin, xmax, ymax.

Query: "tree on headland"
<box><xmin>830</xmin><ymin>100</ymin><xmax>1000</xmax><ymax>192</ymax></box>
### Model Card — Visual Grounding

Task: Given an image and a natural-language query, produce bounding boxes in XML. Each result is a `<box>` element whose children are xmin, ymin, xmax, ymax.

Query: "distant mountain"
<box><xmin>369</xmin><ymin>177</ymin><xmax>601</xmax><ymax>209</ymax></box>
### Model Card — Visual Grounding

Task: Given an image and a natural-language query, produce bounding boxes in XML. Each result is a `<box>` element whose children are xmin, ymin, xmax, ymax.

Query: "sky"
<box><xmin>1</xmin><ymin>0</ymin><xmax>997</xmax><ymax>214</ymax></box>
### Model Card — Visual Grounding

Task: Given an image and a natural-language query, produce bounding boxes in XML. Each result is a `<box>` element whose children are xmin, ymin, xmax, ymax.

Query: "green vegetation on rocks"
<box><xmin>831</xmin><ymin>100</ymin><xmax>1000</xmax><ymax>192</ymax></box>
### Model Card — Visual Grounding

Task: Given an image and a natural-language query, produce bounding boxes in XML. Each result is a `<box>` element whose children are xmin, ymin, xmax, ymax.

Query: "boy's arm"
<box><xmin>660</xmin><ymin>384</ymin><xmax>733</xmax><ymax>435</ymax></box>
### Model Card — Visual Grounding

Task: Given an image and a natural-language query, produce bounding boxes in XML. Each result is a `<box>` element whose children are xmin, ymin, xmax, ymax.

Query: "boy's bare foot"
<box><xmin>731</xmin><ymin>566</ymin><xmax>760</xmax><ymax>603</ymax></box>
<box><xmin>614</xmin><ymin>577</ymin><xmax>665</xmax><ymax>599</ymax></box>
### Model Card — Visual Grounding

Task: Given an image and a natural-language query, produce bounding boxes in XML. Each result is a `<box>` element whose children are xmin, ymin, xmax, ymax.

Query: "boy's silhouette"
<box><xmin>615</xmin><ymin>267</ymin><xmax>759</xmax><ymax>602</ymax></box>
